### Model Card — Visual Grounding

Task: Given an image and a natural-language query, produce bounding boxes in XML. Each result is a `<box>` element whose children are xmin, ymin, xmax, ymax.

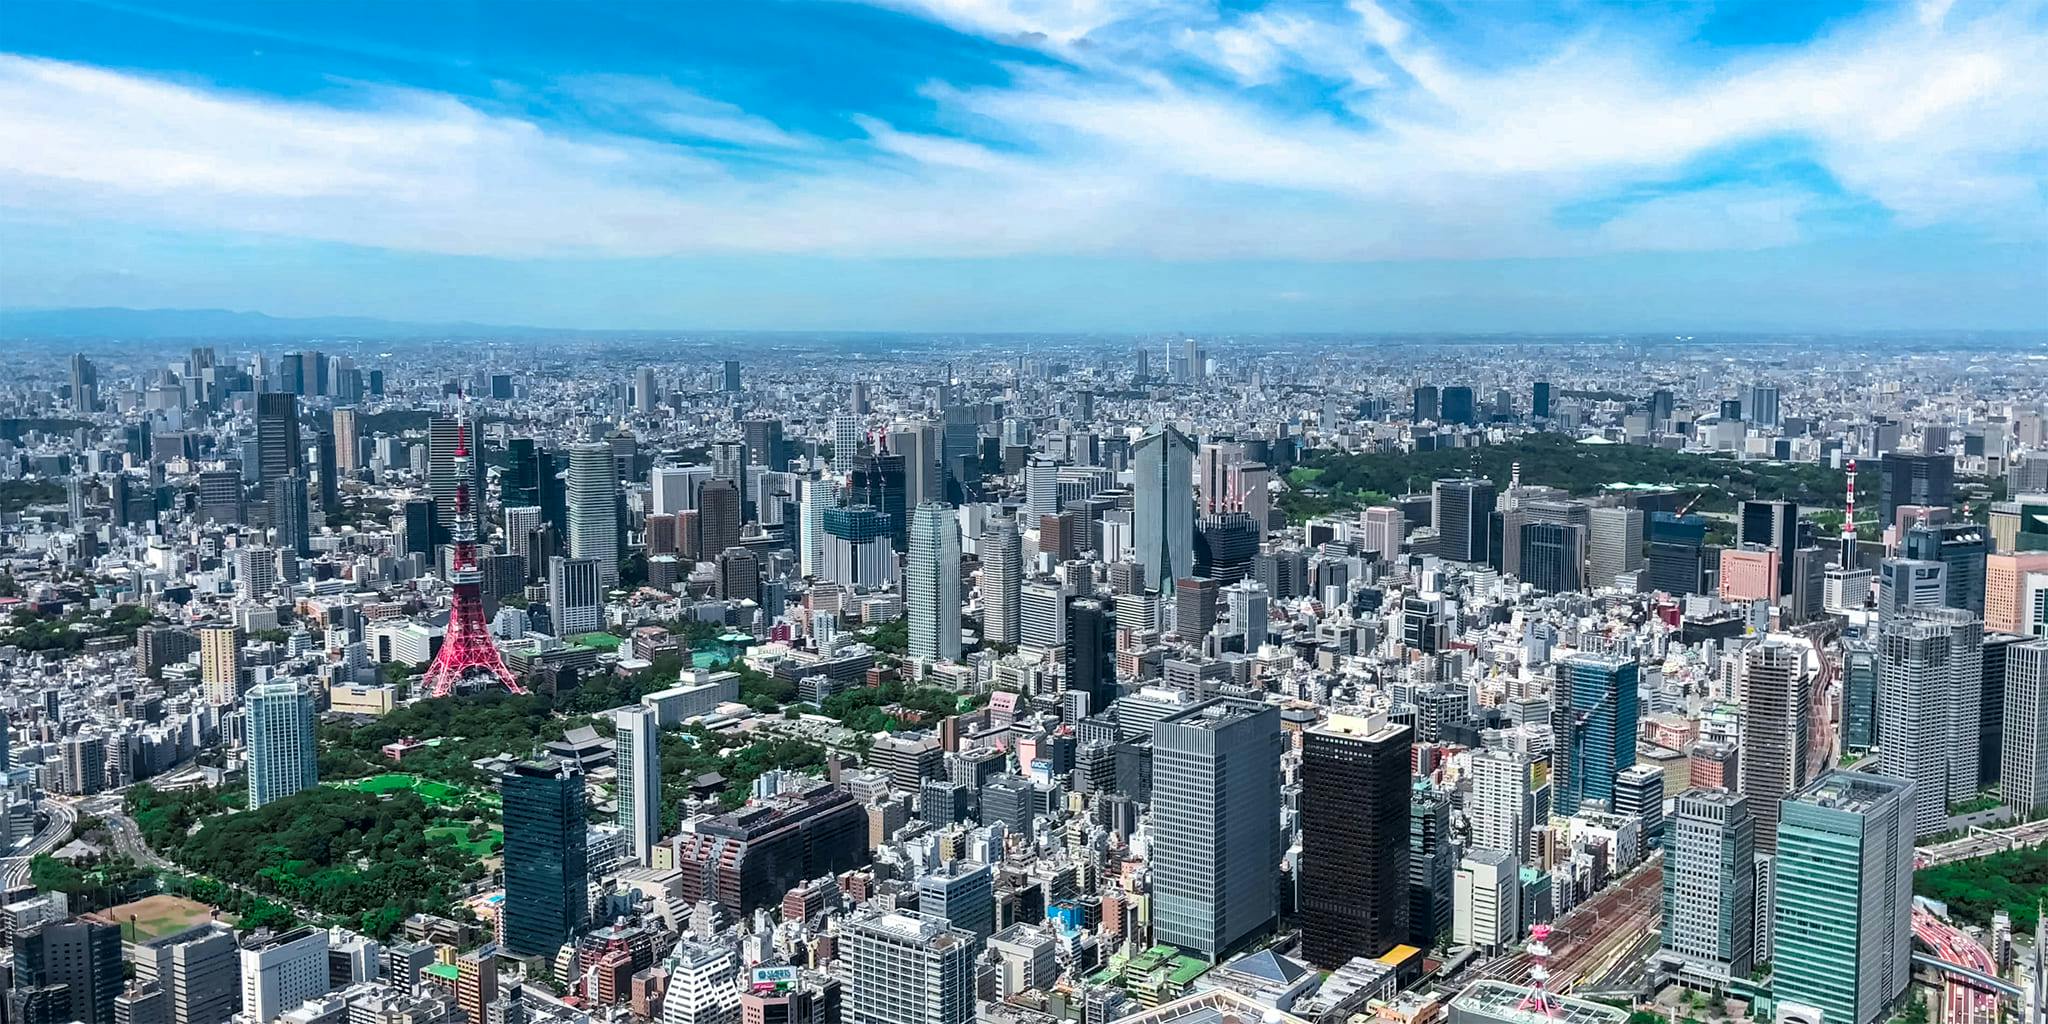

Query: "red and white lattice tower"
<box><xmin>1840</xmin><ymin>457</ymin><xmax>1858</xmax><ymax>567</ymax></box>
<box><xmin>420</xmin><ymin>420</ymin><xmax>524</xmax><ymax>697</ymax></box>
<box><xmin>1515</xmin><ymin>923</ymin><xmax>1562</xmax><ymax>1018</ymax></box>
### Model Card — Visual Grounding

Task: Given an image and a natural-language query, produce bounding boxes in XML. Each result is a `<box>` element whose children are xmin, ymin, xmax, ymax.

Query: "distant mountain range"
<box><xmin>0</xmin><ymin>306</ymin><xmax>575</xmax><ymax>340</ymax></box>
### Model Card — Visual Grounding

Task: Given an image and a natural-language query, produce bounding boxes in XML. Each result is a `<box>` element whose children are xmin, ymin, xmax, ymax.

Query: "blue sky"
<box><xmin>1</xmin><ymin>0</ymin><xmax>2043</xmax><ymax>331</ymax></box>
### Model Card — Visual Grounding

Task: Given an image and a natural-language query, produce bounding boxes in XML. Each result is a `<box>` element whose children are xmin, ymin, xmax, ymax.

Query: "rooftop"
<box><xmin>1449</xmin><ymin>981</ymin><xmax>1629</xmax><ymax>1024</ymax></box>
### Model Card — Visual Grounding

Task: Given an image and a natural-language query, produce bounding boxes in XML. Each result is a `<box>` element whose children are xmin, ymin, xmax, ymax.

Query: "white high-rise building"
<box><xmin>615</xmin><ymin>706</ymin><xmax>661</xmax><ymax>865</ymax></box>
<box><xmin>1022</xmin><ymin>455</ymin><xmax>1060</xmax><ymax>526</ymax></box>
<box><xmin>844</xmin><ymin>911</ymin><xmax>975</xmax><ymax>1024</ymax></box>
<box><xmin>1361</xmin><ymin>506</ymin><xmax>1405</xmax><ymax>560</ymax></box>
<box><xmin>1468</xmin><ymin>750</ymin><xmax>1531</xmax><ymax>864</ymax></box>
<box><xmin>239</xmin><ymin>927</ymin><xmax>329</xmax><ymax>1024</ymax></box>
<box><xmin>800</xmin><ymin>477</ymin><xmax>836</xmax><ymax>579</ymax></box>
<box><xmin>548</xmin><ymin>556</ymin><xmax>603</xmax><ymax>636</ymax></box>
<box><xmin>1018</xmin><ymin>578</ymin><xmax>1067</xmax><ymax>652</ymax></box>
<box><xmin>566</xmin><ymin>442</ymin><xmax>621</xmax><ymax>588</ymax></box>
<box><xmin>906</xmin><ymin>503</ymin><xmax>962</xmax><ymax>663</ymax></box>
<box><xmin>1452</xmin><ymin>849</ymin><xmax>1520</xmax><ymax>954</ymax></box>
<box><xmin>245</xmin><ymin>679</ymin><xmax>316</xmax><ymax>810</ymax></box>
<box><xmin>979</xmin><ymin>514</ymin><xmax>1022</xmax><ymax>647</ymax></box>
<box><xmin>832</xmin><ymin>413</ymin><xmax>864</xmax><ymax>477</ymax></box>
<box><xmin>2001</xmin><ymin>642</ymin><xmax>2048</xmax><ymax>816</ymax></box>
<box><xmin>659</xmin><ymin>941</ymin><xmax>739</xmax><ymax>1024</ymax></box>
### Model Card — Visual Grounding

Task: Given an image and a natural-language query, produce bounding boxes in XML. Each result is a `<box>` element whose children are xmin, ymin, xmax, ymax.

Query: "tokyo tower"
<box><xmin>420</xmin><ymin>420</ymin><xmax>524</xmax><ymax>697</ymax></box>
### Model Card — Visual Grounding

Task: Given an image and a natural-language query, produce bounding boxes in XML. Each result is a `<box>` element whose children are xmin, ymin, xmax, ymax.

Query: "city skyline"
<box><xmin>2</xmin><ymin>0</ymin><xmax>2044</xmax><ymax>331</ymax></box>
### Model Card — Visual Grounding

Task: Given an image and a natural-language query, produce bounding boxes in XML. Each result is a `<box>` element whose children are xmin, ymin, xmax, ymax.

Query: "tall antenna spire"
<box><xmin>1840</xmin><ymin>457</ymin><xmax>1857</xmax><ymax>567</ymax></box>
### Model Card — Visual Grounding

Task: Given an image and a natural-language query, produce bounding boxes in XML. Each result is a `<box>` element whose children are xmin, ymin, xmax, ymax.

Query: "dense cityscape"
<box><xmin>0</xmin><ymin>331</ymin><xmax>2044</xmax><ymax>1024</ymax></box>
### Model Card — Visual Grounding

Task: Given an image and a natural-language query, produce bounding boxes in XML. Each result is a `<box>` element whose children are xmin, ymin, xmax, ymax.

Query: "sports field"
<box><xmin>106</xmin><ymin>894</ymin><xmax>235</xmax><ymax>941</ymax></box>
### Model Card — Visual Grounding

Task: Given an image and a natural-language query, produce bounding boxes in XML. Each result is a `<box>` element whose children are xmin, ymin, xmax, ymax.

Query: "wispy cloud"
<box><xmin>0</xmin><ymin>0</ymin><xmax>2041</xmax><ymax>267</ymax></box>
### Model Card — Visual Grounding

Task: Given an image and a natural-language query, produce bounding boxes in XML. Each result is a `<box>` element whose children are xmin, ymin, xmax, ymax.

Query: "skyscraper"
<box><xmin>615</xmin><ymin>706</ymin><xmax>661</xmax><ymax>866</ymax></box>
<box><xmin>799</xmin><ymin>477</ymin><xmax>836</xmax><ymax>579</ymax></box>
<box><xmin>331</xmin><ymin>407</ymin><xmax>360</xmax><ymax>475</ymax></box>
<box><xmin>843</xmin><ymin>912</ymin><xmax>974</xmax><ymax>1024</ymax></box>
<box><xmin>501</xmin><ymin>757</ymin><xmax>588</xmax><ymax>957</ymax></box>
<box><xmin>69</xmin><ymin>353</ymin><xmax>99</xmax><ymax>413</ymax></box>
<box><xmin>1770</xmin><ymin>771</ymin><xmax>1915</xmax><ymax>1024</ymax></box>
<box><xmin>715</xmin><ymin>546</ymin><xmax>759</xmax><ymax>604</ymax></box>
<box><xmin>1878</xmin><ymin>608</ymin><xmax>1983</xmax><ymax>836</ymax></box>
<box><xmin>13</xmin><ymin>917</ymin><xmax>122</xmax><ymax>1024</ymax></box>
<box><xmin>548</xmin><ymin>556</ymin><xmax>602</xmax><ymax>636</ymax></box>
<box><xmin>1133</xmin><ymin>427</ymin><xmax>1195</xmax><ymax>593</ymax></box>
<box><xmin>1409</xmin><ymin>780</ymin><xmax>1455</xmax><ymax>948</ymax></box>
<box><xmin>979</xmin><ymin>514</ymin><xmax>1021</xmax><ymax>647</ymax></box>
<box><xmin>237</xmin><ymin>927</ymin><xmax>327</xmax><ymax>1024</ymax></box>
<box><xmin>1299</xmin><ymin>714</ymin><xmax>1412</xmax><ymax>968</ymax></box>
<box><xmin>1518</xmin><ymin>521</ymin><xmax>1586</xmax><ymax>594</ymax></box>
<box><xmin>566</xmin><ymin>442</ymin><xmax>621</xmax><ymax>588</ymax></box>
<box><xmin>255</xmin><ymin>393</ymin><xmax>301</xmax><ymax>482</ymax></box>
<box><xmin>914</xmin><ymin>861</ymin><xmax>995</xmax><ymax>951</ymax></box>
<box><xmin>906</xmin><ymin>502</ymin><xmax>961</xmax><ymax>663</ymax></box>
<box><xmin>267</xmin><ymin>474</ymin><xmax>310</xmax><ymax>557</ymax></box>
<box><xmin>1557</xmin><ymin>652</ymin><xmax>1639</xmax><ymax>812</ymax></box>
<box><xmin>1065</xmin><ymin>597</ymin><xmax>1117</xmax><ymax>713</ymax></box>
<box><xmin>1739</xmin><ymin>640</ymin><xmax>1809</xmax><ymax>855</ymax></box>
<box><xmin>1648</xmin><ymin>511</ymin><xmax>1708</xmax><ymax>596</ymax></box>
<box><xmin>1152</xmin><ymin>699</ymin><xmax>1282</xmax><ymax>961</ymax></box>
<box><xmin>1468</xmin><ymin>749</ymin><xmax>1532</xmax><ymax>863</ymax></box>
<box><xmin>1902</xmin><ymin>520</ymin><xmax>1988</xmax><ymax>615</ymax></box>
<box><xmin>245</xmin><ymin>679</ymin><xmax>316</xmax><ymax>810</ymax></box>
<box><xmin>1587</xmin><ymin>506</ymin><xmax>1644</xmax><ymax>589</ymax></box>
<box><xmin>1432</xmin><ymin>478</ymin><xmax>1496</xmax><ymax>565</ymax></box>
<box><xmin>198</xmin><ymin>623</ymin><xmax>241</xmax><ymax>706</ymax></box>
<box><xmin>2003</xmin><ymin>641</ymin><xmax>2048</xmax><ymax>816</ymax></box>
<box><xmin>831</xmin><ymin>413</ymin><xmax>863</xmax><ymax>477</ymax></box>
<box><xmin>1452</xmin><ymin>849</ymin><xmax>1520</xmax><ymax>953</ymax></box>
<box><xmin>1879</xmin><ymin>452</ymin><xmax>1954</xmax><ymax>526</ymax></box>
<box><xmin>1656</xmin><ymin>790</ymin><xmax>1755</xmax><ymax>986</ymax></box>
<box><xmin>697</xmin><ymin>479</ymin><xmax>742</xmax><ymax>559</ymax></box>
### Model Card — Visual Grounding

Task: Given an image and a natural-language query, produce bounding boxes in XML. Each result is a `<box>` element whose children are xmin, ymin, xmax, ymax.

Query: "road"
<box><xmin>2</xmin><ymin>797</ymin><xmax>79</xmax><ymax>888</ymax></box>
<box><xmin>1918</xmin><ymin>814</ymin><xmax>2048</xmax><ymax>868</ymax></box>
<box><xmin>1912</xmin><ymin>906</ymin><xmax>2000</xmax><ymax>1024</ymax></box>
<box><xmin>1478</xmin><ymin>853</ymin><xmax>1665</xmax><ymax>992</ymax></box>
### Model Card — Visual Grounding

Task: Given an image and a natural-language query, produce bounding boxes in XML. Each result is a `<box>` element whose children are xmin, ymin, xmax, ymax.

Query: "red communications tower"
<box><xmin>420</xmin><ymin>421</ymin><xmax>524</xmax><ymax>697</ymax></box>
<box><xmin>1514</xmin><ymin>923</ymin><xmax>1562</xmax><ymax>1018</ymax></box>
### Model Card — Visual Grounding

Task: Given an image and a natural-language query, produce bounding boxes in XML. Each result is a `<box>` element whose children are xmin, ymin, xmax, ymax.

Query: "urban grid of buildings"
<box><xmin>1</xmin><ymin>334</ymin><xmax>2046</xmax><ymax>1024</ymax></box>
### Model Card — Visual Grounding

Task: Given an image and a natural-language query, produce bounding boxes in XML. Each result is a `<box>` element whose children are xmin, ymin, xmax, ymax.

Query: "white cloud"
<box><xmin>0</xmin><ymin>0</ymin><xmax>2041</xmax><ymax>265</ymax></box>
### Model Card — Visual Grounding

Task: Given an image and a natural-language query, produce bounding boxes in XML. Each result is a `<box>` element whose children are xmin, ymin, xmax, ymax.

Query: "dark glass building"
<box><xmin>1065</xmin><ymin>597</ymin><xmax>1117</xmax><ymax>714</ymax></box>
<box><xmin>1879</xmin><ymin>451</ymin><xmax>1954</xmax><ymax>525</ymax></box>
<box><xmin>501</xmin><ymin>757</ymin><xmax>588</xmax><ymax>957</ymax></box>
<box><xmin>1300</xmin><ymin>714</ymin><xmax>1413</xmax><ymax>968</ymax></box>
<box><xmin>1440</xmin><ymin>386</ymin><xmax>1476</xmax><ymax>426</ymax></box>
<box><xmin>1647</xmin><ymin>512</ymin><xmax>1707</xmax><ymax>596</ymax></box>
<box><xmin>1194</xmin><ymin>512</ymin><xmax>1258</xmax><ymax>585</ymax></box>
<box><xmin>1902</xmin><ymin>520</ymin><xmax>1987</xmax><ymax>615</ymax></box>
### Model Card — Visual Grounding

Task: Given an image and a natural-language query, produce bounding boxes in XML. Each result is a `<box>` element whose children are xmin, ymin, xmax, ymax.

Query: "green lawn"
<box><xmin>424</xmin><ymin>825</ymin><xmax>503</xmax><ymax>857</ymax></box>
<box><xmin>348</xmin><ymin>773</ymin><xmax>491</xmax><ymax>809</ymax></box>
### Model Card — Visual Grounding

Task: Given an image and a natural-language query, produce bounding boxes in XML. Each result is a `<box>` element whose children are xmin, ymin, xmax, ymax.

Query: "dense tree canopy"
<box><xmin>1280</xmin><ymin>434</ymin><xmax>1870</xmax><ymax>522</ymax></box>
<box><xmin>1915</xmin><ymin>846</ymin><xmax>2048</xmax><ymax>931</ymax></box>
